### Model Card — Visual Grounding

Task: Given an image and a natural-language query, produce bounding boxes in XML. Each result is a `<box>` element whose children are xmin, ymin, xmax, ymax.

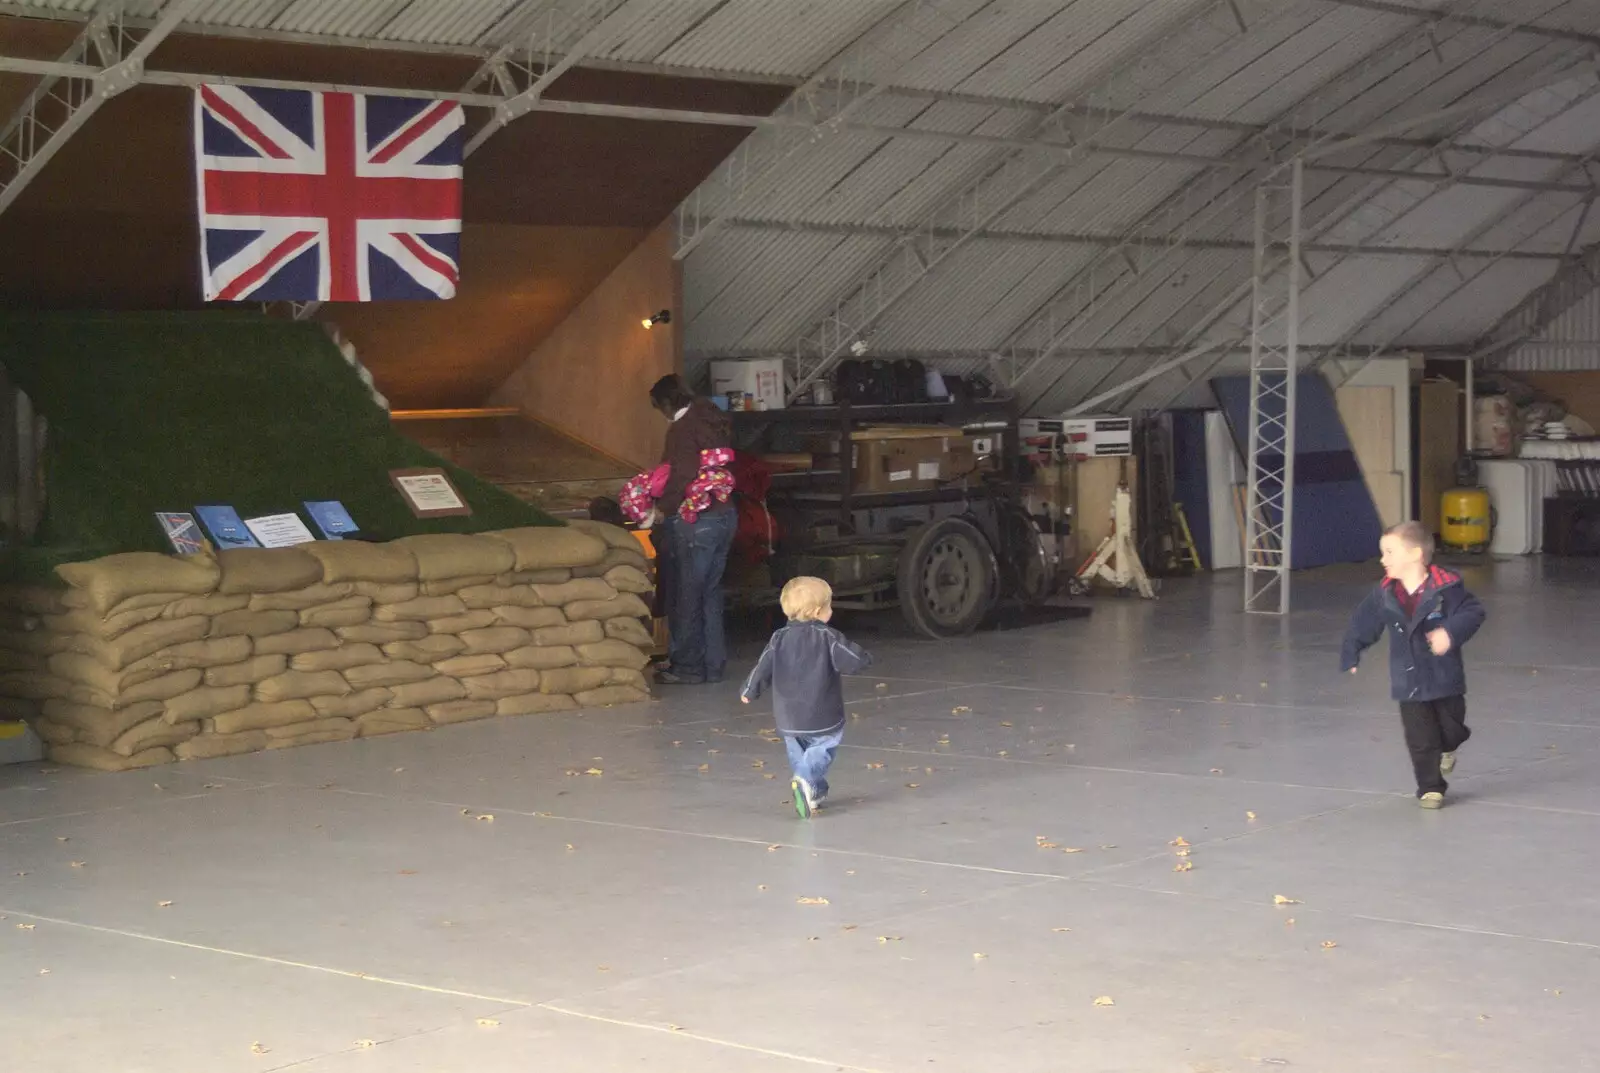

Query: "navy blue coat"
<box><xmin>1340</xmin><ymin>565</ymin><xmax>1486</xmax><ymax>702</ymax></box>
<box><xmin>741</xmin><ymin>620</ymin><xmax>872</xmax><ymax>736</ymax></box>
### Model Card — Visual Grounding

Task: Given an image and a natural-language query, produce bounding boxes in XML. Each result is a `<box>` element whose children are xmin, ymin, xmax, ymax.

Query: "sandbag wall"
<box><xmin>0</xmin><ymin>521</ymin><xmax>654</xmax><ymax>772</ymax></box>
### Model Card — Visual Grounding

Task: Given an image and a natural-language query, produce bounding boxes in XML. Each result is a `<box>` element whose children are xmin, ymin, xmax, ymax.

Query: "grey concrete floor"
<box><xmin>3</xmin><ymin>557</ymin><xmax>1599</xmax><ymax>1073</ymax></box>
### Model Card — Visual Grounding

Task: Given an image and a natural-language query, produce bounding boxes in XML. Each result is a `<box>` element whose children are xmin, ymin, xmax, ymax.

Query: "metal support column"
<box><xmin>1243</xmin><ymin>159</ymin><xmax>1303</xmax><ymax>615</ymax></box>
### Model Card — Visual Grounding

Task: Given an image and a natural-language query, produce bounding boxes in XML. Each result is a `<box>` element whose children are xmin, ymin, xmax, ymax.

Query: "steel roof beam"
<box><xmin>773</xmin><ymin>0</ymin><xmax>1316</xmax><ymax>407</ymax></box>
<box><xmin>1467</xmin><ymin>241</ymin><xmax>1600</xmax><ymax>363</ymax></box>
<box><xmin>720</xmin><ymin>216</ymin><xmax>1578</xmax><ymax>259</ymax></box>
<box><xmin>1000</xmin><ymin>0</ymin><xmax>1588</xmax><ymax>413</ymax></box>
<box><xmin>0</xmin><ymin>0</ymin><xmax>203</xmax><ymax>217</ymax></box>
<box><xmin>1314</xmin><ymin>0</ymin><xmax>1600</xmax><ymax>47</ymax></box>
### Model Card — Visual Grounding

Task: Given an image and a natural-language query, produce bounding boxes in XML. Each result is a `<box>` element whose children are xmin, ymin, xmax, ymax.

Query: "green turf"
<box><xmin>0</xmin><ymin>311</ymin><xmax>559</xmax><ymax>582</ymax></box>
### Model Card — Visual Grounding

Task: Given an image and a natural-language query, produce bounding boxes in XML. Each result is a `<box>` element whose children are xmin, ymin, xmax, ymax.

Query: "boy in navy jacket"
<box><xmin>742</xmin><ymin>576</ymin><xmax>872</xmax><ymax>818</ymax></box>
<box><xmin>1342</xmin><ymin>521</ymin><xmax>1486</xmax><ymax>808</ymax></box>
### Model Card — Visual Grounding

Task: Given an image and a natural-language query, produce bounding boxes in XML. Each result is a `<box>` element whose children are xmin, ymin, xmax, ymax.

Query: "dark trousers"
<box><xmin>1398</xmin><ymin>695</ymin><xmax>1471</xmax><ymax>796</ymax></box>
<box><xmin>664</xmin><ymin>505</ymin><xmax>736</xmax><ymax>682</ymax></box>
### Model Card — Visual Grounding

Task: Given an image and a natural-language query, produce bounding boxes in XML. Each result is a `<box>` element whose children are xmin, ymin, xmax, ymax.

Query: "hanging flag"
<box><xmin>195</xmin><ymin>85</ymin><xmax>464</xmax><ymax>302</ymax></box>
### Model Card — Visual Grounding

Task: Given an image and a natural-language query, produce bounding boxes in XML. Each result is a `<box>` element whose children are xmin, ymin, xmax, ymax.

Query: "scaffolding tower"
<box><xmin>1243</xmin><ymin>159</ymin><xmax>1304</xmax><ymax>615</ymax></box>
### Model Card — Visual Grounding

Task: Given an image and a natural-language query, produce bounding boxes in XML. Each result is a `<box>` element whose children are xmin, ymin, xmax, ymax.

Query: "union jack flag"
<box><xmin>195</xmin><ymin>85</ymin><xmax>464</xmax><ymax>303</ymax></box>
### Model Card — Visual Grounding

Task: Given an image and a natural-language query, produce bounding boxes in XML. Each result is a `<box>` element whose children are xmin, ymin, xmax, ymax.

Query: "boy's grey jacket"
<box><xmin>741</xmin><ymin>620</ymin><xmax>872</xmax><ymax>735</ymax></box>
<box><xmin>1341</xmin><ymin>565</ymin><xmax>1486</xmax><ymax>701</ymax></box>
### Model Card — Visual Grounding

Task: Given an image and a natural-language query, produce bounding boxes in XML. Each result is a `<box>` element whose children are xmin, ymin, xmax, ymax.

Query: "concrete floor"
<box><xmin>3</xmin><ymin>557</ymin><xmax>1598</xmax><ymax>1073</ymax></box>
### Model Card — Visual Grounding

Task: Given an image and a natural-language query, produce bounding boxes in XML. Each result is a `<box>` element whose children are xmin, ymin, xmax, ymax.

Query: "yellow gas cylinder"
<box><xmin>1440</xmin><ymin>487</ymin><xmax>1490</xmax><ymax>550</ymax></box>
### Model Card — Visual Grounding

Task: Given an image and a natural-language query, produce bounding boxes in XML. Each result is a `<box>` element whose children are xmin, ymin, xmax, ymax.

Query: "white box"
<box><xmin>1019</xmin><ymin>415</ymin><xmax>1133</xmax><ymax>458</ymax></box>
<box><xmin>710</xmin><ymin>359</ymin><xmax>786</xmax><ymax>411</ymax></box>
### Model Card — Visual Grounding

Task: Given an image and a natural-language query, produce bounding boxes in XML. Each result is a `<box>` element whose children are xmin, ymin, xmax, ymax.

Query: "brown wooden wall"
<box><xmin>0</xmin><ymin>15</ymin><xmax>785</xmax><ymax>409</ymax></box>
<box><xmin>491</xmin><ymin>220</ymin><xmax>680</xmax><ymax>470</ymax></box>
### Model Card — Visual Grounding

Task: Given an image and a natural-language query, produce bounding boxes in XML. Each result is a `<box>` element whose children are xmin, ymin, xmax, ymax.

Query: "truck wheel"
<box><xmin>896</xmin><ymin>517</ymin><xmax>997</xmax><ymax>639</ymax></box>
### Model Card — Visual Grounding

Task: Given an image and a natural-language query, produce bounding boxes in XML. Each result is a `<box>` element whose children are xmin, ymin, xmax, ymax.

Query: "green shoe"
<box><xmin>791</xmin><ymin>778</ymin><xmax>812</xmax><ymax>819</ymax></box>
<box><xmin>1419</xmin><ymin>792</ymin><xmax>1445</xmax><ymax>809</ymax></box>
<box><xmin>1440</xmin><ymin>752</ymin><xmax>1456</xmax><ymax>775</ymax></box>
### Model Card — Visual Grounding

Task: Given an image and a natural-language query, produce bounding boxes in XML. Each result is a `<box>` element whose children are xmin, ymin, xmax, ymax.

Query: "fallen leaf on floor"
<box><xmin>1247</xmin><ymin>811</ymin><xmax>1258</xmax><ymax>821</ymax></box>
<box><xmin>1321</xmin><ymin>940</ymin><xmax>1338</xmax><ymax>950</ymax></box>
<box><xmin>807</xmin><ymin>936</ymin><xmax>820</xmax><ymax>942</ymax></box>
<box><xmin>69</xmin><ymin>862</ymin><xmax>85</xmax><ymax>869</ymax></box>
<box><xmin>16</xmin><ymin>923</ymin><xmax>35</xmax><ymax>930</ymax></box>
<box><xmin>1174</xmin><ymin>847</ymin><xmax>1191</xmax><ymax>857</ymax></box>
<box><xmin>203</xmin><ymin>783</ymin><xmax>223</xmax><ymax>790</ymax></box>
<box><xmin>56</xmin><ymin>836</ymin><xmax>68</xmax><ymax>843</ymax></box>
<box><xmin>476</xmin><ymin>815</ymin><xmax>494</xmax><ymax>823</ymax></box>
<box><xmin>937</xmin><ymin>736</ymin><xmax>951</xmax><ymax>745</ymax></box>
<box><xmin>698</xmin><ymin>764</ymin><xmax>710</xmax><ymax>773</ymax></box>
<box><xmin>1549</xmin><ymin>989</ymin><xmax>1563</xmax><ymax>996</ymax></box>
<box><xmin>767</xmin><ymin>844</ymin><xmax>782</xmax><ymax>852</ymax></box>
<box><xmin>1037</xmin><ymin>841</ymin><xmax>1059</xmax><ymax>850</ymax></box>
<box><xmin>1274</xmin><ymin>895</ymin><xmax>1301</xmax><ymax>906</ymax></box>
<box><xmin>998</xmin><ymin>750</ymin><xmax>1009</xmax><ymax>757</ymax></box>
<box><xmin>1060</xmin><ymin>847</ymin><xmax>1085</xmax><ymax>854</ymax></box>
<box><xmin>581</xmin><ymin>767</ymin><xmax>604</xmax><ymax>776</ymax></box>
<box><xmin>158</xmin><ymin>901</ymin><xmax>173</xmax><ymax>908</ymax></box>
<box><xmin>1285</xmin><ymin>918</ymin><xmax>1296</xmax><ymax>926</ymax></box>
<box><xmin>1170</xmin><ymin>837</ymin><xmax>1190</xmax><ymax>847</ymax></box>
<box><xmin>153</xmin><ymin>783</ymin><xmax>165</xmax><ymax>791</ymax></box>
<box><xmin>1174</xmin><ymin>861</ymin><xmax>1194</xmax><ymax>872</ymax></box>
<box><xmin>875</xmin><ymin>683</ymin><xmax>888</xmax><ymax>690</ymax></box>
<box><xmin>597</xmin><ymin>965</ymin><xmax>610</xmax><ymax>972</ymax></box>
<box><xmin>751</xmin><ymin>760</ymin><xmax>765</xmax><ymax>769</ymax></box>
<box><xmin>973</xmin><ymin>952</ymin><xmax>988</xmax><ymax>960</ymax></box>
<box><xmin>846</xmin><ymin>870</ymin><xmax>856</xmax><ymax>876</ymax></box>
<box><xmin>1000</xmin><ymin>721</ymin><xmax>1013</xmax><ymax>727</ymax></box>
<box><xmin>476</xmin><ymin>1019</ymin><xmax>500</xmax><ymax>1028</ymax></box>
<box><xmin>842</xmin><ymin>924</ymin><xmax>858</xmax><ymax>931</ymax></box>
<box><xmin>1093</xmin><ymin>996</ymin><xmax>1115</xmax><ymax>1007</ymax></box>
<box><xmin>758</xmin><ymin>884</ymin><xmax>768</xmax><ymax>891</ymax></box>
<box><xmin>355</xmin><ymin>1040</ymin><xmax>376</xmax><ymax>1049</ymax></box>
<box><xmin>14</xmin><ymin>872</ymin><xmax>27</xmax><ymax>877</ymax></box>
<box><xmin>952</xmin><ymin>707</ymin><xmax>971</xmax><ymax>714</ymax></box>
<box><xmin>1100</xmin><ymin>844</ymin><xmax>1118</xmax><ymax>850</ymax></box>
<box><xmin>461</xmin><ymin>808</ymin><xmax>472</xmax><ymax>814</ymax></box>
<box><xmin>1210</xmin><ymin>768</ymin><xmax>1224</xmax><ymax>774</ymax></box>
<box><xmin>1260</xmin><ymin>682</ymin><xmax>1268</xmax><ymax>689</ymax></box>
<box><xmin>1479</xmin><ymin>1014</ymin><xmax>1491</xmax><ymax>1022</ymax></box>
<box><xmin>796</xmin><ymin>897</ymin><xmax>829</xmax><ymax>906</ymax></box>
<box><xmin>763</xmin><ymin>773</ymin><xmax>776</xmax><ymax>780</ymax></box>
<box><xmin>1212</xmin><ymin>696</ymin><xmax>1226</xmax><ymax>702</ymax></box>
<box><xmin>667</xmin><ymin>1024</ymin><xmax>684</xmax><ymax>1032</ymax></box>
<box><xmin>670</xmin><ymin>741</ymin><xmax>682</xmax><ymax>747</ymax></box>
<box><xmin>867</xmin><ymin>762</ymin><xmax>885</xmax><ymax>770</ymax></box>
<box><xmin>925</xmin><ymin>767</ymin><xmax>934</xmax><ymax>774</ymax></box>
<box><xmin>1052</xmin><ymin>927</ymin><xmax>1071</xmax><ymax>933</ymax></box>
<box><xmin>905</xmin><ymin>783</ymin><xmax>920</xmax><ymax>789</ymax></box>
<box><xmin>399</xmin><ymin>869</ymin><xmax>418</xmax><ymax>875</ymax></box>
<box><xmin>250</xmin><ymin>1043</ymin><xmax>269</xmax><ymax>1055</ymax></box>
<box><xmin>707</xmin><ymin>750</ymin><xmax>721</xmax><ymax>756</ymax></box>
<box><xmin>565</xmin><ymin>844</ymin><xmax>576</xmax><ymax>852</ymax></box>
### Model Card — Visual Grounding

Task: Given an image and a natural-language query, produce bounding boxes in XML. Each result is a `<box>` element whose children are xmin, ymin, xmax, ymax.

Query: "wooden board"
<box><xmin>1417</xmin><ymin>379</ymin><xmax>1461</xmax><ymax>536</ymax></box>
<box><xmin>1335</xmin><ymin>385</ymin><xmax>1394</xmax><ymax>477</ymax></box>
<box><xmin>1365</xmin><ymin>471</ymin><xmax>1406</xmax><ymax>530</ymax></box>
<box><xmin>1071</xmin><ymin>456</ymin><xmax>1138</xmax><ymax>567</ymax></box>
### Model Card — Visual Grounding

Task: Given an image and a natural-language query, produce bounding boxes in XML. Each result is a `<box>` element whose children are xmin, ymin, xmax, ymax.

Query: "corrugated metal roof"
<box><xmin>21</xmin><ymin>0</ymin><xmax>1600</xmax><ymax>411</ymax></box>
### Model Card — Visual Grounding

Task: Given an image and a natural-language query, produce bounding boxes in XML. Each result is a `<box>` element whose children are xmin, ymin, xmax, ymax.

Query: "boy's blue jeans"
<box><xmin>784</xmin><ymin>728</ymin><xmax>844</xmax><ymax>800</ymax></box>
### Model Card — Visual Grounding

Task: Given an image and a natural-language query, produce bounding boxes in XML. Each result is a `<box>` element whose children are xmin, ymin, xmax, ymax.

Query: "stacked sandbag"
<box><xmin>0</xmin><ymin>524</ymin><xmax>655</xmax><ymax>772</ymax></box>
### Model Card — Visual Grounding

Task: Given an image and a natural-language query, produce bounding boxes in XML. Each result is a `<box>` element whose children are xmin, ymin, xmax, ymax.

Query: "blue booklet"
<box><xmin>195</xmin><ymin>504</ymin><xmax>260</xmax><ymax>549</ymax></box>
<box><xmin>304</xmin><ymin>500</ymin><xmax>359</xmax><ymax>540</ymax></box>
<box><xmin>155</xmin><ymin>512</ymin><xmax>209</xmax><ymax>555</ymax></box>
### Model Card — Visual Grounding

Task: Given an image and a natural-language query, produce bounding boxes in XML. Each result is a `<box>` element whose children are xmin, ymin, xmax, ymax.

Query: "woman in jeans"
<box><xmin>649</xmin><ymin>375</ymin><xmax>736</xmax><ymax>686</ymax></box>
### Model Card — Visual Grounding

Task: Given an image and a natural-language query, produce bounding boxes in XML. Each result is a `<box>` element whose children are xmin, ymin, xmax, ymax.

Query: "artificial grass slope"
<box><xmin>0</xmin><ymin>312</ymin><xmax>558</xmax><ymax>577</ymax></box>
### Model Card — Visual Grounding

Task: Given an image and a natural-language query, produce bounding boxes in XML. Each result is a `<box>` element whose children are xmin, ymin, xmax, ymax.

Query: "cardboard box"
<box><xmin>1020</xmin><ymin>415</ymin><xmax>1133</xmax><ymax>458</ymax></box>
<box><xmin>710</xmin><ymin>359</ymin><xmax>786</xmax><ymax>411</ymax></box>
<box><xmin>851</xmin><ymin>429</ymin><xmax>977</xmax><ymax>493</ymax></box>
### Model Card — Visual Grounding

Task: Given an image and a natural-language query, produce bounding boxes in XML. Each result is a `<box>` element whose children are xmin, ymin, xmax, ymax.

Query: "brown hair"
<box><xmin>1385</xmin><ymin>520</ymin><xmax>1434</xmax><ymax>564</ymax></box>
<box><xmin>780</xmin><ymin>576</ymin><xmax>832</xmax><ymax>622</ymax></box>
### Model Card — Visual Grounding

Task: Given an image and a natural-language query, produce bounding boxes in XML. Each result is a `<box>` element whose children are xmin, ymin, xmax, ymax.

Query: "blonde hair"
<box><xmin>780</xmin><ymin>576</ymin><xmax>833</xmax><ymax>622</ymax></box>
<box><xmin>1385</xmin><ymin>520</ymin><xmax>1434</xmax><ymax>564</ymax></box>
